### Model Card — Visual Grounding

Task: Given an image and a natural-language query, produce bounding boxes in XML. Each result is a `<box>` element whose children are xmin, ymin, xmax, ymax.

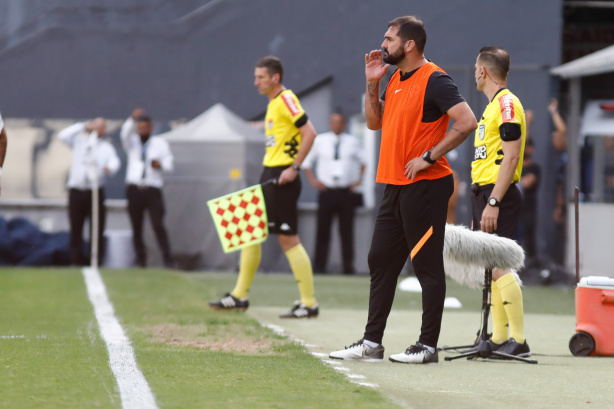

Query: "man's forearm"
<box><xmin>431</xmin><ymin>122</ymin><xmax>474</xmax><ymax>160</ymax></box>
<box><xmin>365</xmin><ymin>81</ymin><xmax>383</xmax><ymax>130</ymax></box>
<box><xmin>430</xmin><ymin>103</ymin><xmax>477</xmax><ymax>160</ymax></box>
<box><xmin>491</xmin><ymin>157</ymin><xmax>519</xmax><ymax>200</ymax></box>
<box><xmin>293</xmin><ymin>121</ymin><xmax>317</xmax><ymax>167</ymax></box>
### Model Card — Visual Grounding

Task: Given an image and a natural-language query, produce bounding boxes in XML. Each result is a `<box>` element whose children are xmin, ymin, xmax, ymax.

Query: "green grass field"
<box><xmin>1</xmin><ymin>268</ymin><xmax>612</xmax><ymax>409</ymax></box>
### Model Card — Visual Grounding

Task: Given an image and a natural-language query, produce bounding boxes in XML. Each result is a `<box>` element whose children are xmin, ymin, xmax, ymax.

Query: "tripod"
<box><xmin>443</xmin><ymin>268</ymin><xmax>538</xmax><ymax>364</ymax></box>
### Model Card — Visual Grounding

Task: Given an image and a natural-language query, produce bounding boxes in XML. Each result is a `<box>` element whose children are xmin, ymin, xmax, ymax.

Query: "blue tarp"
<box><xmin>0</xmin><ymin>218</ymin><xmax>71</xmax><ymax>266</ymax></box>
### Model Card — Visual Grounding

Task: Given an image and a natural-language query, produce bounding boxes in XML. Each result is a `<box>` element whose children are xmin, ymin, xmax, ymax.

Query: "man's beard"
<box><xmin>383</xmin><ymin>47</ymin><xmax>405</xmax><ymax>65</ymax></box>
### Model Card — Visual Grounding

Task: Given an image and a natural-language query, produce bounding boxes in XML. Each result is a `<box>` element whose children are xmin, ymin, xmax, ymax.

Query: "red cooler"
<box><xmin>569</xmin><ymin>276</ymin><xmax>614</xmax><ymax>356</ymax></box>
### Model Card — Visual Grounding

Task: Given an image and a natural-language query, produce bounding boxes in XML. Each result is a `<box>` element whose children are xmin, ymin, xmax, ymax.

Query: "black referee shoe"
<box><xmin>279</xmin><ymin>301</ymin><xmax>319</xmax><ymax>318</ymax></box>
<box><xmin>208</xmin><ymin>293</ymin><xmax>249</xmax><ymax>311</ymax></box>
<box><xmin>495</xmin><ymin>338</ymin><xmax>531</xmax><ymax>358</ymax></box>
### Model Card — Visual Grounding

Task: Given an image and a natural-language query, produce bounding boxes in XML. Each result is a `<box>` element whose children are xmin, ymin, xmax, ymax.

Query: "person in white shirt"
<box><xmin>58</xmin><ymin>118</ymin><xmax>120</xmax><ymax>265</ymax></box>
<box><xmin>303</xmin><ymin>112</ymin><xmax>366</xmax><ymax>274</ymax></box>
<box><xmin>0</xmin><ymin>111</ymin><xmax>7</xmax><ymax>196</ymax></box>
<box><xmin>120</xmin><ymin>109</ymin><xmax>174</xmax><ymax>268</ymax></box>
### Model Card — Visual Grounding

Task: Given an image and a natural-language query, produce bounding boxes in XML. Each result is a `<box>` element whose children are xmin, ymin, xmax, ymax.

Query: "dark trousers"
<box><xmin>126</xmin><ymin>185</ymin><xmax>172</xmax><ymax>266</ymax></box>
<box><xmin>363</xmin><ymin>175</ymin><xmax>453</xmax><ymax>348</ymax></box>
<box><xmin>314</xmin><ymin>188</ymin><xmax>356</xmax><ymax>274</ymax></box>
<box><xmin>68</xmin><ymin>188</ymin><xmax>106</xmax><ymax>265</ymax></box>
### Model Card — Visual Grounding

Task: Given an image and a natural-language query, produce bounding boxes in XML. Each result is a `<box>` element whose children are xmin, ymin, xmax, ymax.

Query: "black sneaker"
<box><xmin>389</xmin><ymin>342</ymin><xmax>439</xmax><ymax>364</ymax></box>
<box><xmin>208</xmin><ymin>293</ymin><xmax>249</xmax><ymax>311</ymax></box>
<box><xmin>279</xmin><ymin>301</ymin><xmax>319</xmax><ymax>318</ymax></box>
<box><xmin>462</xmin><ymin>338</ymin><xmax>506</xmax><ymax>354</ymax></box>
<box><xmin>496</xmin><ymin>338</ymin><xmax>531</xmax><ymax>358</ymax></box>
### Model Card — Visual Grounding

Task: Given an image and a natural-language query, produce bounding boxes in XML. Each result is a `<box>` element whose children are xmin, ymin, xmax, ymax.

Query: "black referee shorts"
<box><xmin>259</xmin><ymin>165</ymin><xmax>301</xmax><ymax>235</ymax></box>
<box><xmin>470</xmin><ymin>183</ymin><xmax>521</xmax><ymax>239</ymax></box>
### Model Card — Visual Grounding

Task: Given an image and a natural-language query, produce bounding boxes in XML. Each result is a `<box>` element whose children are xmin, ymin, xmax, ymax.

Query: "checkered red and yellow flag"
<box><xmin>207</xmin><ymin>184</ymin><xmax>269</xmax><ymax>253</ymax></box>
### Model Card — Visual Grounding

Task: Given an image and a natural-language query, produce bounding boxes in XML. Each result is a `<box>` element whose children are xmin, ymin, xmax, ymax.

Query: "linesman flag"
<box><xmin>207</xmin><ymin>183</ymin><xmax>269</xmax><ymax>253</ymax></box>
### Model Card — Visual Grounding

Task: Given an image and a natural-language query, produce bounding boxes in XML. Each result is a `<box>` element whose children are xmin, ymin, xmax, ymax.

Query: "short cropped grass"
<box><xmin>0</xmin><ymin>268</ymin><xmax>392</xmax><ymax>409</ymax></box>
<box><xmin>102</xmin><ymin>269</ymin><xmax>390</xmax><ymax>409</ymax></box>
<box><xmin>0</xmin><ymin>269</ymin><xmax>117</xmax><ymax>408</ymax></box>
<box><xmin>2</xmin><ymin>268</ymin><xmax>599</xmax><ymax>409</ymax></box>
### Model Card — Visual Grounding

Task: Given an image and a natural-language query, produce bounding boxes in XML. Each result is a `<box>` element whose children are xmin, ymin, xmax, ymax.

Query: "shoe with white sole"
<box><xmin>389</xmin><ymin>342</ymin><xmax>439</xmax><ymax>364</ymax></box>
<box><xmin>208</xmin><ymin>293</ymin><xmax>249</xmax><ymax>311</ymax></box>
<box><xmin>279</xmin><ymin>301</ymin><xmax>319</xmax><ymax>318</ymax></box>
<box><xmin>329</xmin><ymin>339</ymin><xmax>385</xmax><ymax>362</ymax></box>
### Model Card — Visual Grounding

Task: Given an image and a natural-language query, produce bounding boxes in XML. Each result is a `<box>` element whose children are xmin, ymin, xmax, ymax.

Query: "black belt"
<box><xmin>470</xmin><ymin>183</ymin><xmax>495</xmax><ymax>194</ymax></box>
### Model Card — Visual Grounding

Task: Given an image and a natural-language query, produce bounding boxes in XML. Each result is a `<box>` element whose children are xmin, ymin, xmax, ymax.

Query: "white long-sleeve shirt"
<box><xmin>0</xmin><ymin>111</ymin><xmax>4</xmax><ymax>132</ymax></box>
<box><xmin>302</xmin><ymin>131</ymin><xmax>365</xmax><ymax>188</ymax></box>
<box><xmin>58</xmin><ymin>122</ymin><xmax>120</xmax><ymax>190</ymax></box>
<box><xmin>120</xmin><ymin>117</ymin><xmax>173</xmax><ymax>188</ymax></box>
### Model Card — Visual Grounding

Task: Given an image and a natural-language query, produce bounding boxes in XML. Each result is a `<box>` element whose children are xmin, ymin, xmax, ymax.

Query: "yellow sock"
<box><xmin>231</xmin><ymin>244</ymin><xmax>261</xmax><ymax>299</ymax></box>
<box><xmin>285</xmin><ymin>243</ymin><xmax>316</xmax><ymax>307</ymax></box>
<box><xmin>490</xmin><ymin>280</ymin><xmax>509</xmax><ymax>344</ymax></box>
<box><xmin>497</xmin><ymin>272</ymin><xmax>525</xmax><ymax>343</ymax></box>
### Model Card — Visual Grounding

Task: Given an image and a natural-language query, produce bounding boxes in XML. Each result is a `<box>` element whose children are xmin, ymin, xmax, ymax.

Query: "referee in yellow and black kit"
<box><xmin>471</xmin><ymin>46</ymin><xmax>530</xmax><ymax>358</ymax></box>
<box><xmin>209</xmin><ymin>56</ymin><xmax>319</xmax><ymax>318</ymax></box>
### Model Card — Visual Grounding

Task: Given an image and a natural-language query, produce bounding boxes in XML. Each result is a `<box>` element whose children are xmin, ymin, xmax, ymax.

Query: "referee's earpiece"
<box><xmin>273</xmin><ymin>77</ymin><xmax>278</xmax><ymax>83</ymax></box>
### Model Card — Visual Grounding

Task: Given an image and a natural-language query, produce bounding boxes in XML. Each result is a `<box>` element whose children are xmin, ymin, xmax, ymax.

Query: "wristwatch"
<box><xmin>291</xmin><ymin>163</ymin><xmax>301</xmax><ymax>171</ymax></box>
<box><xmin>488</xmin><ymin>197</ymin><xmax>500</xmax><ymax>207</ymax></box>
<box><xmin>422</xmin><ymin>150</ymin><xmax>436</xmax><ymax>165</ymax></box>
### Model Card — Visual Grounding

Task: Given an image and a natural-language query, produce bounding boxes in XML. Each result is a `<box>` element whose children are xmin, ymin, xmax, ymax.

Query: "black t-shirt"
<box><xmin>381</xmin><ymin>66</ymin><xmax>466</xmax><ymax>123</ymax></box>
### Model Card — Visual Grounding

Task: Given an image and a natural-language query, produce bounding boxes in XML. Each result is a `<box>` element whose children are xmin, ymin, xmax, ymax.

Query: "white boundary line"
<box><xmin>260</xmin><ymin>322</ymin><xmax>379</xmax><ymax>388</ymax></box>
<box><xmin>82</xmin><ymin>267</ymin><xmax>159</xmax><ymax>409</ymax></box>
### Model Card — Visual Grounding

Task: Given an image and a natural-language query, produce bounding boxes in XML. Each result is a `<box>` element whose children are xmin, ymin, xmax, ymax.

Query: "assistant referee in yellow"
<box><xmin>471</xmin><ymin>46</ymin><xmax>530</xmax><ymax>358</ymax></box>
<box><xmin>209</xmin><ymin>56</ymin><xmax>319</xmax><ymax>318</ymax></box>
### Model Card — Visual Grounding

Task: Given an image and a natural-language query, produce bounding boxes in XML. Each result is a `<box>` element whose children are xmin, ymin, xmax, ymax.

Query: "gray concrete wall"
<box><xmin>0</xmin><ymin>0</ymin><xmax>565</xmax><ymax>264</ymax></box>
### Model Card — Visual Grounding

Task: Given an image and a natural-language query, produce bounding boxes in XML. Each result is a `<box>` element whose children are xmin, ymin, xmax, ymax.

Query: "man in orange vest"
<box><xmin>330</xmin><ymin>16</ymin><xmax>477</xmax><ymax>364</ymax></box>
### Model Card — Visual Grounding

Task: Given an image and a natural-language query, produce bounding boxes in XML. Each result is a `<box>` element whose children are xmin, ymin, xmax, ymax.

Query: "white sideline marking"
<box><xmin>258</xmin><ymin>320</ymin><xmax>379</xmax><ymax>389</ymax></box>
<box><xmin>346</xmin><ymin>374</ymin><xmax>367</xmax><ymax>379</ymax></box>
<box><xmin>82</xmin><ymin>268</ymin><xmax>158</xmax><ymax>409</ymax></box>
<box><xmin>0</xmin><ymin>335</ymin><xmax>48</xmax><ymax>339</ymax></box>
<box><xmin>352</xmin><ymin>381</ymin><xmax>379</xmax><ymax>388</ymax></box>
<box><xmin>262</xmin><ymin>323</ymin><xmax>288</xmax><ymax>337</ymax></box>
<box><xmin>333</xmin><ymin>366</ymin><xmax>351</xmax><ymax>372</ymax></box>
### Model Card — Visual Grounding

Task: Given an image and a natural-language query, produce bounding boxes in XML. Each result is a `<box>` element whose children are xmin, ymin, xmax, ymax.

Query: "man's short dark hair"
<box><xmin>478</xmin><ymin>46</ymin><xmax>511</xmax><ymax>80</ymax></box>
<box><xmin>388</xmin><ymin>16</ymin><xmax>427</xmax><ymax>53</ymax></box>
<box><xmin>136</xmin><ymin>115</ymin><xmax>152</xmax><ymax>123</ymax></box>
<box><xmin>256</xmin><ymin>55</ymin><xmax>283</xmax><ymax>82</ymax></box>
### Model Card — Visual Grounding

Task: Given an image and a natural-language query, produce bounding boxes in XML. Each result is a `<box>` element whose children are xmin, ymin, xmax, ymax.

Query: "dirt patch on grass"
<box><xmin>147</xmin><ymin>323</ymin><xmax>275</xmax><ymax>353</ymax></box>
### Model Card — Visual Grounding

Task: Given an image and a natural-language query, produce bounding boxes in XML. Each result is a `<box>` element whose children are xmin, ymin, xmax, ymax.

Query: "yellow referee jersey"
<box><xmin>263</xmin><ymin>89</ymin><xmax>306</xmax><ymax>167</ymax></box>
<box><xmin>471</xmin><ymin>88</ymin><xmax>526</xmax><ymax>186</ymax></box>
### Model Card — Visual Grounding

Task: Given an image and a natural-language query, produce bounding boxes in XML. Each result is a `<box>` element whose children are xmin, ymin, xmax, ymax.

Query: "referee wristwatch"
<box><xmin>291</xmin><ymin>163</ymin><xmax>301</xmax><ymax>171</ymax></box>
<box><xmin>488</xmin><ymin>197</ymin><xmax>501</xmax><ymax>207</ymax></box>
<box><xmin>422</xmin><ymin>150</ymin><xmax>437</xmax><ymax>165</ymax></box>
